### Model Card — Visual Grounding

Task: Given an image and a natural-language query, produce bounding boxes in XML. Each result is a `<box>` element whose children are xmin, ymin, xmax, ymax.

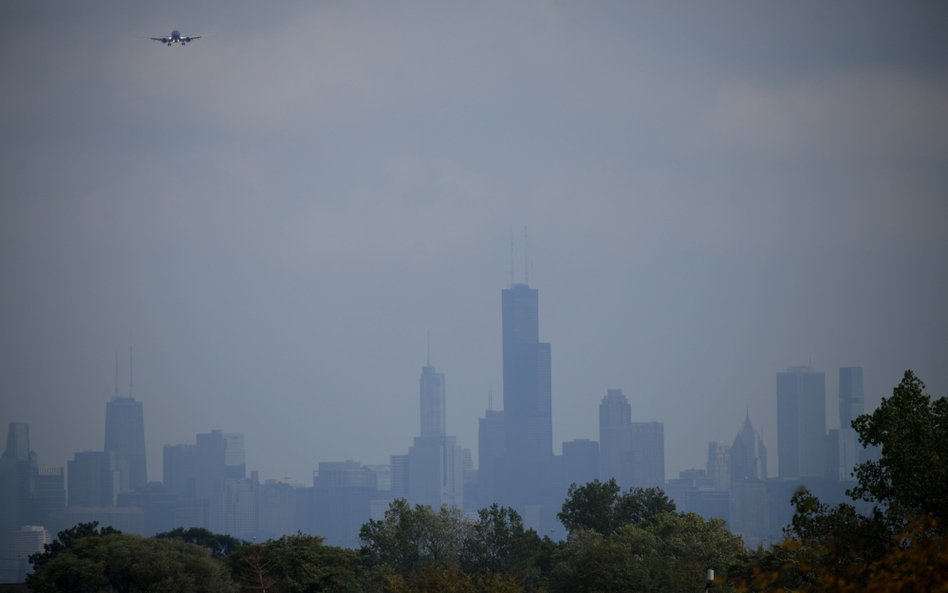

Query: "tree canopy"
<box><xmin>29</xmin><ymin>532</ymin><xmax>235</xmax><ymax>593</ymax></box>
<box><xmin>557</xmin><ymin>479</ymin><xmax>675</xmax><ymax>535</ymax></box>
<box><xmin>850</xmin><ymin>369</ymin><xmax>948</xmax><ymax>527</ymax></box>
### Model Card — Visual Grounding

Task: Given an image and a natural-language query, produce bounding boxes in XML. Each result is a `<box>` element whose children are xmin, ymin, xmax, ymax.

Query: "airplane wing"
<box><xmin>150</xmin><ymin>37</ymin><xmax>169</xmax><ymax>43</ymax></box>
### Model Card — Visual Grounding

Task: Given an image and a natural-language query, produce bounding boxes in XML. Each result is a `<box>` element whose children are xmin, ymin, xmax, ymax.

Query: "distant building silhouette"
<box><xmin>837</xmin><ymin>366</ymin><xmax>864</xmax><ymax>479</ymax></box>
<box><xmin>104</xmin><ymin>396</ymin><xmax>147</xmax><ymax>491</ymax></box>
<box><xmin>406</xmin><ymin>363</ymin><xmax>464</xmax><ymax>510</ymax></box>
<box><xmin>599</xmin><ymin>389</ymin><xmax>633</xmax><ymax>487</ymax></box>
<box><xmin>730</xmin><ymin>413</ymin><xmax>767</xmax><ymax>483</ymax></box>
<box><xmin>630</xmin><ymin>421</ymin><xmax>665</xmax><ymax>488</ymax></box>
<box><xmin>497</xmin><ymin>282</ymin><xmax>555</xmax><ymax>528</ymax></box>
<box><xmin>562</xmin><ymin>439</ymin><xmax>599</xmax><ymax>489</ymax></box>
<box><xmin>67</xmin><ymin>451</ymin><xmax>119</xmax><ymax>508</ymax></box>
<box><xmin>419</xmin><ymin>364</ymin><xmax>446</xmax><ymax>439</ymax></box>
<box><xmin>776</xmin><ymin>366</ymin><xmax>826</xmax><ymax>479</ymax></box>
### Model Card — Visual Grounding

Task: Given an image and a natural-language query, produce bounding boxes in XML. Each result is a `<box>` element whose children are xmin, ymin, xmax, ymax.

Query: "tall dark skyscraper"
<box><xmin>501</xmin><ymin>284</ymin><xmax>552</xmax><ymax>465</ymax></box>
<box><xmin>104</xmin><ymin>397</ymin><xmax>147</xmax><ymax>491</ymax></box>
<box><xmin>776</xmin><ymin>366</ymin><xmax>826</xmax><ymax>479</ymax></box>
<box><xmin>419</xmin><ymin>364</ymin><xmax>446</xmax><ymax>439</ymax></box>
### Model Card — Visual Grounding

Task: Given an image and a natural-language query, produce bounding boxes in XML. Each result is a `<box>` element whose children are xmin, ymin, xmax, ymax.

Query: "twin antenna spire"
<box><xmin>508</xmin><ymin>227</ymin><xmax>534</xmax><ymax>287</ymax></box>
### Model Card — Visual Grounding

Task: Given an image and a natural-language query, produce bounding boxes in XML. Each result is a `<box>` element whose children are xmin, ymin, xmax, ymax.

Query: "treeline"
<box><xmin>27</xmin><ymin>370</ymin><xmax>947</xmax><ymax>593</ymax></box>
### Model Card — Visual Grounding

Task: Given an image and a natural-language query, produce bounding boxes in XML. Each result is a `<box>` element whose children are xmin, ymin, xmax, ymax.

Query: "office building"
<box><xmin>599</xmin><ymin>389</ymin><xmax>633</xmax><ymax>487</ymax></box>
<box><xmin>630</xmin><ymin>421</ymin><xmax>665</xmax><ymax>488</ymax></box>
<box><xmin>838</xmin><ymin>367</ymin><xmax>864</xmax><ymax>480</ymax></box>
<box><xmin>776</xmin><ymin>366</ymin><xmax>826</xmax><ymax>479</ymax></box>
<box><xmin>499</xmin><ymin>283</ymin><xmax>553</xmax><ymax>505</ymax></box>
<box><xmin>420</xmin><ymin>364</ymin><xmax>446</xmax><ymax>439</ymax></box>
<box><xmin>67</xmin><ymin>451</ymin><xmax>120</xmax><ymax>508</ymax></box>
<box><xmin>105</xmin><ymin>396</ymin><xmax>147</xmax><ymax>491</ymax></box>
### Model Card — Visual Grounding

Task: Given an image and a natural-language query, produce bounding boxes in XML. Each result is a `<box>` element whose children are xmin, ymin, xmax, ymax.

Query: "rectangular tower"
<box><xmin>500</xmin><ymin>283</ymin><xmax>553</xmax><ymax>505</ymax></box>
<box><xmin>105</xmin><ymin>397</ymin><xmax>147</xmax><ymax>491</ymax></box>
<box><xmin>776</xmin><ymin>366</ymin><xmax>826</xmax><ymax>479</ymax></box>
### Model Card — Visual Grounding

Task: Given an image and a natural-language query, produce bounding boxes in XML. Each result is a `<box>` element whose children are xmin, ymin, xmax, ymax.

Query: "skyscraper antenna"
<box><xmin>509</xmin><ymin>233</ymin><xmax>515</xmax><ymax>288</ymax></box>
<box><xmin>129</xmin><ymin>345</ymin><xmax>133</xmax><ymax>399</ymax></box>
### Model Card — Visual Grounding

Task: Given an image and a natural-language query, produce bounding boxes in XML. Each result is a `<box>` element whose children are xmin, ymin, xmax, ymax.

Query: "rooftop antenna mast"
<box><xmin>129</xmin><ymin>345</ymin><xmax>133</xmax><ymax>399</ymax></box>
<box><xmin>509</xmin><ymin>232</ymin><xmax>515</xmax><ymax>288</ymax></box>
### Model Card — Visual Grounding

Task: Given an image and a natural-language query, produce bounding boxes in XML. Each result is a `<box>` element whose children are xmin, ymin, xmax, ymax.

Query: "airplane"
<box><xmin>150</xmin><ymin>30</ymin><xmax>202</xmax><ymax>46</ymax></box>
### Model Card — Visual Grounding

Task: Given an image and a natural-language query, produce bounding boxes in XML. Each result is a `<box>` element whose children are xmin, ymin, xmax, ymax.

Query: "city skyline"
<box><xmin>2</xmin><ymin>1</ymin><xmax>947</xmax><ymax>488</ymax></box>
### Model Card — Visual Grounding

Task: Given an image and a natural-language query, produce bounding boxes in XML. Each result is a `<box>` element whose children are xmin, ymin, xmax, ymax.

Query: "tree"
<box><xmin>228</xmin><ymin>533</ymin><xmax>363</xmax><ymax>593</ymax></box>
<box><xmin>552</xmin><ymin>512</ymin><xmax>745</xmax><ymax>593</ymax></box>
<box><xmin>155</xmin><ymin>526</ymin><xmax>246</xmax><ymax>558</ymax></box>
<box><xmin>359</xmin><ymin>499</ymin><xmax>468</xmax><ymax>579</ymax></box>
<box><xmin>27</xmin><ymin>522</ymin><xmax>120</xmax><ymax>587</ymax></box>
<box><xmin>461</xmin><ymin>504</ymin><xmax>553</xmax><ymax>592</ymax></box>
<box><xmin>30</xmin><ymin>532</ymin><xmax>235</xmax><ymax>593</ymax></box>
<box><xmin>558</xmin><ymin>479</ymin><xmax>675</xmax><ymax>535</ymax></box>
<box><xmin>850</xmin><ymin>369</ymin><xmax>948</xmax><ymax>528</ymax></box>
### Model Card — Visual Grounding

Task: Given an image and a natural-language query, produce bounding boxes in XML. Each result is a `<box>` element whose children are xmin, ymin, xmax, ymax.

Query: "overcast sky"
<box><xmin>2</xmin><ymin>1</ymin><xmax>947</xmax><ymax>485</ymax></box>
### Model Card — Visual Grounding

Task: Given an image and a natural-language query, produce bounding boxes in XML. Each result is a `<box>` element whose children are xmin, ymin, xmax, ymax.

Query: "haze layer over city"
<box><xmin>2</xmin><ymin>1</ymin><xmax>947</xmax><ymax>491</ymax></box>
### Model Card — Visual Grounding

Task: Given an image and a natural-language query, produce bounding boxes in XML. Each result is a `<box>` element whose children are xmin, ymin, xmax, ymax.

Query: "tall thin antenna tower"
<box><xmin>509</xmin><ymin>233</ymin><xmax>515</xmax><ymax>288</ymax></box>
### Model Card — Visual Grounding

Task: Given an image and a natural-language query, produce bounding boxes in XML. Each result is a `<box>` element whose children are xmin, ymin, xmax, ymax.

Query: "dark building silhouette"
<box><xmin>104</xmin><ymin>396</ymin><xmax>147</xmax><ymax>491</ymax></box>
<box><xmin>837</xmin><ymin>366</ymin><xmax>864</xmax><ymax>479</ymax></box>
<box><xmin>499</xmin><ymin>284</ymin><xmax>552</xmax><ymax>499</ymax></box>
<box><xmin>599</xmin><ymin>389</ymin><xmax>633</xmax><ymax>487</ymax></box>
<box><xmin>67</xmin><ymin>451</ymin><xmax>119</xmax><ymax>508</ymax></box>
<box><xmin>494</xmin><ymin>283</ymin><xmax>558</xmax><ymax>529</ymax></box>
<box><xmin>776</xmin><ymin>366</ymin><xmax>826</xmax><ymax>479</ymax></box>
<box><xmin>630</xmin><ymin>421</ymin><xmax>665</xmax><ymax>488</ymax></box>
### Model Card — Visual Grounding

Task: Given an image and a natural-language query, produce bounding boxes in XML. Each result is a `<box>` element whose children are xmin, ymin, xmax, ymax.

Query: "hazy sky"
<box><xmin>2</xmin><ymin>1</ymin><xmax>947</xmax><ymax>485</ymax></box>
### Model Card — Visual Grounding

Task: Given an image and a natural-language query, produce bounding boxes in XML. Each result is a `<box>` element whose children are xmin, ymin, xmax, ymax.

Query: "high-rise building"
<box><xmin>730</xmin><ymin>413</ymin><xmax>767</xmax><ymax>483</ymax></box>
<box><xmin>630</xmin><ymin>421</ymin><xmax>665</xmax><ymax>488</ymax></box>
<box><xmin>67</xmin><ymin>451</ymin><xmax>120</xmax><ymax>508</ymax></box>
<box><xmin>476</xmin><ymin>408</ymin><xmax>504</xmax><ymax>507</ymax></box>
<box><xmin>838</xmin><ymin>367</ymin><xmax>864</xmax><ymax>480</ymax></box>
<box><xmin>420</xmin><ymin>365</ymin><xmax>446</xmax><ymax>439</ymax></box>
<box><xmin>499</xmin><ymin>283</ymin><xmax>553</xmax><ymax>505</ymax></box>
<box><xmin>706</xmin><ymin>442</ymin><xmax>731</xmax><ymax>491</ymax></box>
<box><xmin>105</xmin><ymin>396</ymin><xmax>147</xmax><ymax>491</ymax></box>
<box><xmin>406</xmin><ymin>363</ymin><xmax>464</xmax><ymax>510</ymax></box>
<box><xmin>599</xmin><ymin>389</ymin><xmax>633</xmax><ymax>487</ymax></box>
<box><xmin>776</xmin><ymin>366</ymin><xmax>826</xmax><ymax>479</ymax></box>
<box><xmin>562</xmin><ymin>439</ymin><xmax>599</xmax><ymax>489</ymax></box>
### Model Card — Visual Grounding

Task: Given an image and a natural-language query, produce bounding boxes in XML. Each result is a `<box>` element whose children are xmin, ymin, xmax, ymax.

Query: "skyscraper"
<box><xmin>838</xmin><ymin>367</ymin><xmax>864</xmax><ymax>480</ymax></box>
<box><xmin>500</xmin><ymin>283</ymin><xmax>553</xmax><ymax>504</ymax></box>
<box><xmin>419</xmin><ymin>364</ymin><xmax>446</xmax><ymax>439</ymax></box>
<box><xmin>730</xmin><ymin>413</ymin><xmax>767</xmax><ymax>483</ymax></box>
<box><xmin>104</xmin><ymin>396</ymin><xmax>147</xmax><ymax>491</ymax></box>
<box><xmin>629</xmin><ymin>421</ymin><xmax>665</xmax><ymax>488</ymax></box>
<box><xmin>407</xmin><ymin>363</ymin><xmax>464</xmax><ymax>510</ymax></box>
<box><xmin>776</xmin><ymin>366</ymin><xmax>826</xmax><ymax>479</ymax></box>
<box><xmin>598</xmin><ymin>389</ymin><xmax>633</xmax><ymax>487</ymax></box>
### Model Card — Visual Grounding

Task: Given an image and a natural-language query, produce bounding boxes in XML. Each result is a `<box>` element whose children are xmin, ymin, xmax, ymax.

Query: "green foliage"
<box><xmin>461</xmin><ymin>504</ymin><xmax>554</xmax><ymax>592</ymax></box>
<box><xmin>27</xmin><ymin>522</ymin><xmax>121</xmax><ymax>587</ymax></box>
<box><xmin>155</xmin><ymin>526</ymin><xmax>246</xmax><ymax>558</ymax></box>
<box><xmin>552</xmin><ymin>512</ymin><xmax>745</xmax><ymax>593</ymax></box>
<box><xmin>29</xmin><ymin>532</ymin><xmax>235</xmax><ymax>593</ymax></box>
<box><xmin>359</xmin><ymin>499</ymin><xmax>468</xmax><ymax>578</ymax></box>
<box><xmin>229</xmin><ymin>533</ymin><xmax>363</xmax><ymax>593</ymax></box>
<box><xmin>849</xmin><ymin>369</ymin><xmax>948</xmax><ymax>527</ymax></box>
<box><xmin>738</xmin><ymin>370</ymin><xmax>948</xmax><ymax>592</ymax></box>
<box><xmin>557</xmin><ymin>479</ymin><xmax>675</xmax><ymax>535</ymax></box>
